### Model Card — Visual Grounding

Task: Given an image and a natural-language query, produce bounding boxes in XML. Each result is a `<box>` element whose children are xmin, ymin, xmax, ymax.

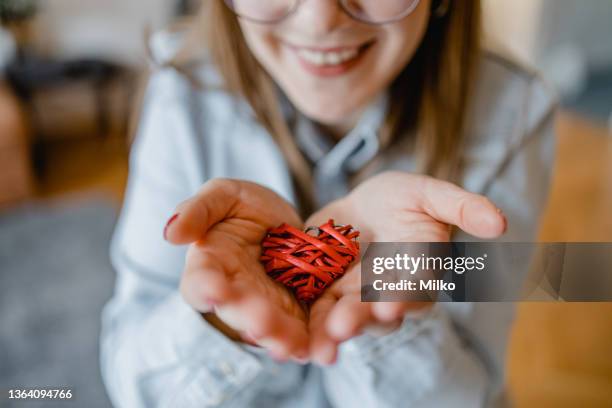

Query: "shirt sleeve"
<box><xmin>99</xmin><ymin>68</ymin><xmax>281</xmax><ymax>408</ymax></box>
<box><xmin>321</xmin><ymin>76</ymin><xmax>557</xmax><ymax>408</ymax></box>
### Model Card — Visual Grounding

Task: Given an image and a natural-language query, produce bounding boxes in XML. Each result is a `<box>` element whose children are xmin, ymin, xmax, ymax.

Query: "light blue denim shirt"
<box><xmin>100</xmin><ymin>31</ymin><xmax>557</xmax><ymax>408</ymax></box>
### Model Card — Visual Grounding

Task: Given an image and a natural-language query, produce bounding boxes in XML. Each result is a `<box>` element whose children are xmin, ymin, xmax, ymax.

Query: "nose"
<box><xmin>290</xmin><ymin>0</ymin><xmax>346</xmax><ymax>36</ymax></box>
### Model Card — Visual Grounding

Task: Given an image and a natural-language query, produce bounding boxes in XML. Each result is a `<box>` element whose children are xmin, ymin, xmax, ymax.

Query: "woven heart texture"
<box><xmin>260</xmin><ymin>219</ymin><xmax>360</xmax><ymax>303</ymax></box>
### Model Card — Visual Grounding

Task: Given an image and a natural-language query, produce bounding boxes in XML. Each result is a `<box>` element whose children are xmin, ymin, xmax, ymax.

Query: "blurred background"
<box><xmin>0</xmin><ymin>0</ymin><xmax>610</xmax><ymax>407</ymax></box>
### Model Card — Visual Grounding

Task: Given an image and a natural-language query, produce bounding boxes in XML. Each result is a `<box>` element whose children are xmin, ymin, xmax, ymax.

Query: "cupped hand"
<box><xmin>305</xmin><ymin>172</ymin><xmax>507</xmax><ymax>365</ymax></box>
<box><xmin>164</xmin><ymin>179</ymin><xmax>309</xmax><ymax>360</ymax></box>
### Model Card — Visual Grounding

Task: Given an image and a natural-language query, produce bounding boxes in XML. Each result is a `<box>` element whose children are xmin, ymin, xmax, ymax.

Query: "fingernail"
<box><xmin>244</xmin><ymin>330</ymin><xmax>262</xmax><ymax>341</ymax></box>
<box><xmin>163</xmin><ymin>213</ymin><xmax>179</xmax><ymax>241</ymax></box>
<box><xmin>206</xmin><ymin>298</ymin><xmax>220</xmax><ymax>307</ymax></box>
<box><xmin>269</xmin><ymin>350</ymin><xmax>288</xmax><ymax>363</ymax></box>
<box><xmin>295</xmin><ymin>347</ymin><xmax>309</xmax><ymax>360</ymax></box>
<box><xmin>314</xmin><ymin>343</ymin><xmax>337</xmax><ymax>366</ymax></box>
<box><xmin>292</xmin><ymin>357</ymin><xmax>309</xmax><ymax>365</ymax></box>
<box><xmin>242</xmin><ymin>331</ymin><xmax>259</xmax><ymax>345</ymax></box>
<box><xmin>496</xmin><ymin>208</ymin><xmax>508</xmax><ymax>233</ymax></box>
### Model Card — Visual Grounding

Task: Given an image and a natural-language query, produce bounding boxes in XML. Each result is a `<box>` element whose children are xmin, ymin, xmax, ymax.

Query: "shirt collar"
<box><xmin>294</xmin><ymin>91</ymin><xmax>388</xmax><ymax>172</ymax></box>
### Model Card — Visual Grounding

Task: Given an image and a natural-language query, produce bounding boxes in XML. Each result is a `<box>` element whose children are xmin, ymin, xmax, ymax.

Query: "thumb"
<box><xmin>419</xmin><ymin>178</ymin><xmax>507</xmax><ymax>239</ymax></box>
<box><xmin>164</xmin><ymin>179</ymin><xmax>241</xmax><ymax>244</ymax></box>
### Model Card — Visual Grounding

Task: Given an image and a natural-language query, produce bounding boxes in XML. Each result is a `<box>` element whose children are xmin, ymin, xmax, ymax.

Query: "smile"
<box><xmin>296</xmin><ymin>47</ymin><xmax>359</xmax><ymax>66</ymax></box>
<box><xmin>286</xmin><ymin>41</ymin><xmax>375</xmax><ymax>77</ymax></box>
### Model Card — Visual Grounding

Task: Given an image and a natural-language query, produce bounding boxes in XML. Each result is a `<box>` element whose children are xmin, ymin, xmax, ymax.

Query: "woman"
<box><xmin>101</xmin><ymin>0</ymin><xmax>556</xmax><ymax>406</ymax></box>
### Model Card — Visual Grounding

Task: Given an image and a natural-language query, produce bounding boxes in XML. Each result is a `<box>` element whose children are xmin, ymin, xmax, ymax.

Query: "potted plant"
<box><xmin>0</xmin><ymin>0</ymin><xmax>37</xmax><ymax>24</ymax></box>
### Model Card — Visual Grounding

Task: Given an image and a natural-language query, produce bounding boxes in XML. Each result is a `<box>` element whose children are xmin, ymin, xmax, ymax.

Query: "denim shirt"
<box><xmin>100</xmin><ymin>31</ymin><xmax>557</xmax><ymax>408</ymax></box>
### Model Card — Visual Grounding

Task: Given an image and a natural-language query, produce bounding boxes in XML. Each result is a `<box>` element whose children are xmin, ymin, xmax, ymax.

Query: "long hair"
<box><xmin>179</xmin><ymin>0</ymin><xmax>481</xmax><ymax>212</ymax></box>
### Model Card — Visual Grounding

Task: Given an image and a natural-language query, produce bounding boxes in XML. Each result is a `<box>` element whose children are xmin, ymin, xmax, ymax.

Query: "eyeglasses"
<box><xmin>223</xmin><ymin>0</ymin><xmax>422</xmax><ymax>25</ymax></box>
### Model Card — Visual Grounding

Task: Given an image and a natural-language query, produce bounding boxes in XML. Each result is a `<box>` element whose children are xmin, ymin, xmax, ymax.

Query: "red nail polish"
<box><xmin>244</xmin><ymin>330</ymin><xmax>262</xmax><ymax>341</ymax></box>
<box><xmin>163</xmin><ymin>213</ymin><xmax>179</xmax><ymax>241</ymax></box>
<box><xmin>206</xmin><ymin>298</ymin><xmax>220</xmax><ymax>307</ymax></box>
<box><xmin>241</xmin><ymin>331</ymin><xmax>260</xmax><ymax>346</ymax></box>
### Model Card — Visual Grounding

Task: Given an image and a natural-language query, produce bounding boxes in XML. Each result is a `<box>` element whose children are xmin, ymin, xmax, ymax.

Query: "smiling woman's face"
<box><xmin>237</xmin><ymin>0</ymin><xmax>431</xmax><ymax>128</ymax></box>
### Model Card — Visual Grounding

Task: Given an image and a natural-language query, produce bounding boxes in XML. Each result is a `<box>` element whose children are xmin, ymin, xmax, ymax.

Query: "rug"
<box><xmin>0</xmin><ymin>195</ymin><xmax>117</xmax><ymax>407</ymax></box>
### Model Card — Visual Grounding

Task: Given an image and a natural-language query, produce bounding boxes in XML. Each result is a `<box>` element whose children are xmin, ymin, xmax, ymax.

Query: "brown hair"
<box><xmin>178</xmin><ymin>0</ymin><xmax>481</xmax><ymax>212</ymax></box>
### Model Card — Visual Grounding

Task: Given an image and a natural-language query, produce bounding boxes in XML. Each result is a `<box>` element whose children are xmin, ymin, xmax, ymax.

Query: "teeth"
<box><xmin>296</xmin><ymin>47</ymin><xmax>359</xmax><ymax>66</ymax></box>
<box><xmin>326</xmin><ymin>52</ymin><xmax>341</xmax><ymax>65</ymax></box>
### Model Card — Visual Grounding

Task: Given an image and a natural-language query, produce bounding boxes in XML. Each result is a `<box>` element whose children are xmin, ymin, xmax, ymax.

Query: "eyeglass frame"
<box><xmin>222</xmin><ymin>0</ymin><xmax>423</xmax><ymax>26</ymax></box>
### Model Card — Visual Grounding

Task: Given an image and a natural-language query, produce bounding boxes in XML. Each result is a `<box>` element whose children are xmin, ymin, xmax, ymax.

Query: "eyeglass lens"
<box><xmin>225</xmin><ymin>0</ymin><xmax>420</xmax><ymax>24</ymax></box>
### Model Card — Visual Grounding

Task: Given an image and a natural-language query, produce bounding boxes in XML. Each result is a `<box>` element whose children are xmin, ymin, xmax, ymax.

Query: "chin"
<box><xmin>300</xmin><ymin>107</ymin><xmax>349</xmax><ymax>125</ymax></box>
<box><xmin>289</xmin><ymin>94</ymin><xmax>363</xmax><ymax>126</ymax></box>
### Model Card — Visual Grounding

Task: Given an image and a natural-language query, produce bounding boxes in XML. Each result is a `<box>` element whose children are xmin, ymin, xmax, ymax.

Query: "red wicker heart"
<box><xmin>260</xmin><ymin>219</ymin><xmax>360</xmax><ymax>303</ymax></box>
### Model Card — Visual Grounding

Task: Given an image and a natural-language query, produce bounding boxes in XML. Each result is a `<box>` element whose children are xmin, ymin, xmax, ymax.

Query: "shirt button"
<box><xmin>219</xmin><ymin>361</ymin><xmax>235</xmax><ymax>377</ymax></box>
<box><xmin>205</xmin><ymin>393</ymin><xmax>225</xmax><ymax>406</ymax></box>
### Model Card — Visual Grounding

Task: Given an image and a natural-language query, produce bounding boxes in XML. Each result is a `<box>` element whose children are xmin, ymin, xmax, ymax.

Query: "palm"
<box><xmin>307</xmin><ymin>173</ymin><xmax>452</xmax><ymax>243</ymax></box>
<box><xmin>174</xmin><ymin>179</ymin><xmax>310</xmax><ymax>343</ymax></box>
<box><xmin>305</xmin><ymin>172</ymin><xmax>506</xmax><ymax>364</ymax></box>
<box><xmin>193</xmin><ymin>218</ymin><xmax>307</xmax><ymax>322</ymax></box>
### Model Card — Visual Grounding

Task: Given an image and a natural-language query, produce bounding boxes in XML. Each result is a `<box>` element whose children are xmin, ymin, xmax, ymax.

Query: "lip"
<box><xmin>285</xmin><ymin>40</ymin><xmax>376</xmax><ymax>77</ymax></box>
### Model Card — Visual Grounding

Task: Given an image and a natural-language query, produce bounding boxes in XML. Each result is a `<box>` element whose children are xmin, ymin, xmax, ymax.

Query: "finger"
<box><xmin>223</xmin><ymin>295</ymin><xmax>309</xmax><ymax>359</ymax></box>
<box><xmin>243</xmin><ymin>295</ymin><xmax>309</xmax><ymax>358</ymax></box>
<box><xmin>186</xmin><ymin>267</ymin><xmax>309</xmax><ymax>360</ymax></box>
<box><xmin>419</xmin><ymin>178</ymin><xmax>507</xmax><ymax>239</ymax></box>
<box><xmin>326</xmin><ymin>294</ymin><xmax>373</xmax><ymax>342</ymax></box>
<box><xmin>371</xmin><ymin>301</ymin><xmax>430</xmax><ymax>322</ymax></box>
<box><xmin>309</xmin><ymin>294</ymin><xmax>339</xmax><ymax>365</ymax></box>
<box><xmin>165</xmin><ymin>179</ymin><xmax>242</xmax><ymax>244</ymax></box>
<box><xmin>371</xmin><ymin>302</ymin><xmax>406</xmax><ymax>322</ymax></box>
<box><xmin>180</xmin><ymin>248</ymin><xmax>239</xmax><ymax>312</ymax></box>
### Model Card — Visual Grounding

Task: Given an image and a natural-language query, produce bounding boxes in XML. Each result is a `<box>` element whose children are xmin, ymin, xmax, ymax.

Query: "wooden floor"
<box><xmin>36</xmin><ymin>136</ymin><xmax>129</xmax><ymax>201</ymax></box>
<box><xmin>508</xmin><ymin>113</ymin><xmax>612</xmax><ymax>407</ymax></box>
<box><xmin>32</xmin><ymin>112</ymin><xmax>612</xmax><ymax>406</ymax></box>
<box><xmin>539</xmin><ymin>113</ymin><xmax>612</xmax><ymax>242</ymax></box>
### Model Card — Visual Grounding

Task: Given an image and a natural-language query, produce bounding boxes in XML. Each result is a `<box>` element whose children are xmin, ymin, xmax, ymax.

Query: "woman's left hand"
<box><xmin>305</xmin><ymin>171</ymin><xmax>507</xmax><ymax>365</ymax></box>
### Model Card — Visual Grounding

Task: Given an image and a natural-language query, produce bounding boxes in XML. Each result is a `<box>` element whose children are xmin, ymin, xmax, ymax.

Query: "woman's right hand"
<box><xmin>163</xmin><ymin>179</ymin><xmax>309</xmax><ymax>360</ymax></box>
<box><xmin>304</xmin><ymin>171</ymin><xmax>507</xmax><ymax>364</ymax></box>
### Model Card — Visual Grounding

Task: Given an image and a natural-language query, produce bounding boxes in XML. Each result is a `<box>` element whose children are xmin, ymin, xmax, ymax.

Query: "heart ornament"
<box><xmin>260</xmin><ymin>219</ymin><xmax>360</xmax><ymax>303</ymax></box>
